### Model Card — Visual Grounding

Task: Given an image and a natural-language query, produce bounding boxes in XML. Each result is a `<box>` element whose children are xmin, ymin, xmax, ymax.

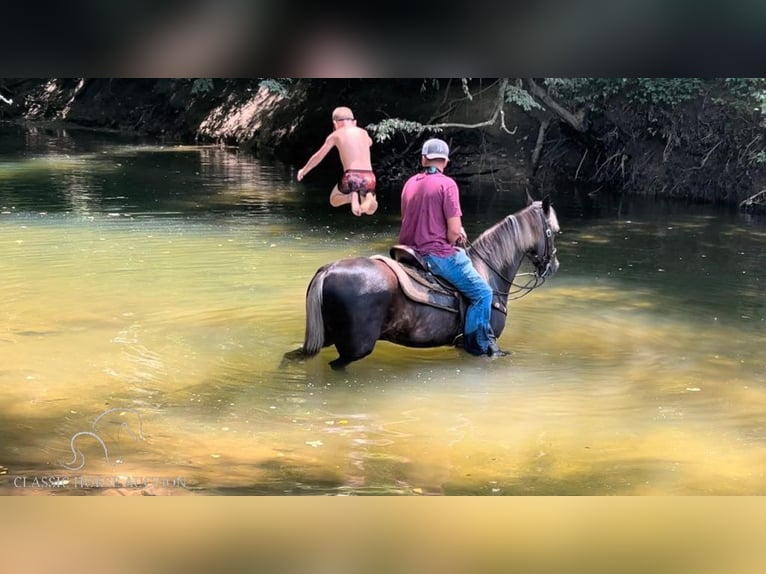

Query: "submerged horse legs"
<box><xmin>279</xmin><ymin>346</ymin><xmax>306</xmax><ymax>368</ymax></box>
<box><xmin>328</xmin><ymin>331</ymin><xmax>378</xmax><ymax>370</ymax></box>
<box><xmin>329</xmin><ymin>356</ymin><xmax>350</xmax><ymax>370</ymax></box>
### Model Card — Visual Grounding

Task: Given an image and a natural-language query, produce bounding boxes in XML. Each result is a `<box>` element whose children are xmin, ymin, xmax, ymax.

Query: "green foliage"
<box><xmin>544</xmin><ymin>78</ymin><xmax>623</xmax><ymax>106</ymax></box>
<box><xmin>545</xmin><ymin>77</ymin><xmax>763</xmax><ymax>117</ymax></box>
<box><xmin>717</xmin><ymin>78</ymin><xmax>766</xmax><ymax>116</ymax></box>
<box><xmin>504</xmin><ymin>83</ymin><xmax>543</xmax><ymax>111</ymax></box>
<box><xmin>188</xmin><ymin>78</ymin><xmax>292</xmax><ymax>98</ymax></box>
<box><xmin>722</xmin><ymin>78</ymin><xmax>766</xmax><ymax>100</ymax></box>
<box><xmin>368</xmin><ymin>79</ymin><xmax>543</xmax><ymax>143</ymax></box>
<box><xmin>631</xmin><ymin>78</ymin><xmax>703</xmax><ymax>106</ymax></box>
<box><xmin>366</xmin><ymin>118</ymin><xmax>439</xmax><ymax>143</ymax></box>
<box><xmin>365</xmin><ymin>78</ymin><xmax>766</xmax><ymax>161</ymax></box>
<box><xmin>190</xmin><ymin>78</ymin><xmax>214</xmax><ymax>95</ymax></box>
<box><xmin>544</xmin><ymin>78</ymin><xmax>704</xmax><ymax>108</ymax></box>
<box><xmin>258</xmin><ymin>78</ymin><xmax>293</xmax><ymax>97</ymax></box>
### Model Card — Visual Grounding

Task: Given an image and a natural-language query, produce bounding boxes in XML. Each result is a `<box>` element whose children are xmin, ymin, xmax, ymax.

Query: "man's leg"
<box><xmin>451</xmin><ymin>252</ymin><xmax>493</xmax><ymax>354</ymax></box>
<box><xmin>424</xmin><ymin>251</ymin><xmax>493</xmax><ymax>355</ymax></box>
<box><xmin>329</xmin><ymin>185</ymin><xmax>352</xmax><ymax>208</ymax></box>
<box><xmin>350</xmin><ymin>191</ymin><xmax>363</xmax><ymax>216</ymax></box>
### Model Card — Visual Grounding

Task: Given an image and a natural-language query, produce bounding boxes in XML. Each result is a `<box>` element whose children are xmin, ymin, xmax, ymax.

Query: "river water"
<box><xmin>1</xmin><ymin>124</ymin><xmax>764</xmax><ymax>495</ymax></box>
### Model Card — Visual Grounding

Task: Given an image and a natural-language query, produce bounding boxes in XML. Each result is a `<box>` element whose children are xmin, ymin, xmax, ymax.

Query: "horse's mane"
<box><xmin>469</xmin><ymin>201</ymin><xmax>559</xmax><ymax>270</ymax></box>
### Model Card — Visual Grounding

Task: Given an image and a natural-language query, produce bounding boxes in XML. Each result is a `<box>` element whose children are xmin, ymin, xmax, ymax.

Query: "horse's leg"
<box><xmin>323</xmin><ymin>264</ymin><xmax>392</xmax><ymax>369</ymax></box>
<box><xmin>279</xmin><ymin>347</ymin><xmax>305</xmax><ymax>368</ymax></box>
<box><xmin>326</xmin><ymin>308</ymin><xmax>382</xmax><ymax>369</ymax></box>
<box><xmin>330</xmin><ymin>335</ymin><xmax>378</xmax><ymax>370</ymax></box>
<box><xmin>329</xmin><ymin>356</ymin><xmax>351</xmax><ymax>370</ymax></box>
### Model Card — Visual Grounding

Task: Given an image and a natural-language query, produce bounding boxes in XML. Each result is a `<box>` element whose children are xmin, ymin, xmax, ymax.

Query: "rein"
<box><xmin>467</xmin><ymin>241</ymin><xmax>545</xmax><ymax>301</ymax></box>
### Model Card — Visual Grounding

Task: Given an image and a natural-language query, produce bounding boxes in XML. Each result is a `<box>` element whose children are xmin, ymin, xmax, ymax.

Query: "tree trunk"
<box><xmin>530</xmin><ymin>118</ymin><xmax>550</xmax><ymax>174</ymax></box>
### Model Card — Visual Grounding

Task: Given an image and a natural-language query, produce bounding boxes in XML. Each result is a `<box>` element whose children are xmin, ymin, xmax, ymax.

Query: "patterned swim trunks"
<box><xmin>338</xmin><ymin>169</ymin><xmax>377</xmax><ymax>198</ymax></box>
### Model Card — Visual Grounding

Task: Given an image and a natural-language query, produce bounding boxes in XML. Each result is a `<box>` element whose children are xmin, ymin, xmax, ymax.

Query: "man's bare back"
<box><xmin>331</xmin><ymin>125</ymin><xmax>372</xmax><ymax>170</ymax></box>
<box><xmin>296</xmin><ymin>106</ymin><xmax>378</xmax><ymax>216</ymax></box>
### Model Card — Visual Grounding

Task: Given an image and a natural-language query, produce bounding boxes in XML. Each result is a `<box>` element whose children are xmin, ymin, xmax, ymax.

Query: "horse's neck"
<box><xmin>470</xmin><ymin>213</ymin><xmax>537</xmax><ymax>295</ymax></box>
<box><xmin>469</xmin><ymin>247</ymin><xmax>525</xmax><ymax>296</ymax></box>
<box><xmin>494</xmin><ymin>255</ymin><xmax>525</xmax><ymax>296</ymax></box>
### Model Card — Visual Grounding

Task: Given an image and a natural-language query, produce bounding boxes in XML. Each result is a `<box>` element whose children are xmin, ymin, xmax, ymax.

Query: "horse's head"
<box><xmin>466</xmin><ymin>191</ymin><xmax>560</xmax><ymax>295</ymax></box>
<box><xmin>525</xmin><ymin>193</ymin><xmax>560</xmax><ymax>279</ymax></box>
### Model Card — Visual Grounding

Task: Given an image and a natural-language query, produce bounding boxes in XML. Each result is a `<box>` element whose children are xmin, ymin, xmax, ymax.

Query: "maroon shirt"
<box><xmin>399</xmin><ymin>170</ymin><xmax>462</xmax><ymax>257</ymax></box>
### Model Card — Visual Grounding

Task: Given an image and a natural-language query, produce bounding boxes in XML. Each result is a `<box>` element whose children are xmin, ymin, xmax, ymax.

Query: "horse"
<box><xmin>284</xmin><ymin>193</ymin><xmax>560</xmax><ymax>370</ymax></box>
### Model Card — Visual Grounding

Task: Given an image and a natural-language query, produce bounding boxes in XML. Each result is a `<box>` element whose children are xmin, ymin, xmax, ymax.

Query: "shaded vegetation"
<box><xmin>2</xmin><ymin>78</ymin><xmax>766</xmax><ymax>208</ymax></box>
<box><xmin>538</xmin><ymin>78</ymin><xmax>766</xmax><ymax>205</ymax></box>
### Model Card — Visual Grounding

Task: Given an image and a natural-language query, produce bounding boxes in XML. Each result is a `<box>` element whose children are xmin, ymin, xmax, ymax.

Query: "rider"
<box><xmin>399</xmin><ymin>138</ymin><xmax>508</xmax><ymax>358</ymax></box>
<box><xmin>296</xmin><ymin>106</ymin><xmax>378</xmax><ymax>216</ymax></box>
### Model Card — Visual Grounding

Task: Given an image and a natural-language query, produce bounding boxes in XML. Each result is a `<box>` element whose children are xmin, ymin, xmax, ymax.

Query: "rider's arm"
<box><xmin>446</xmin><ymin>217</ymin><xmax>467</xmax><ymax>245</ymax></box>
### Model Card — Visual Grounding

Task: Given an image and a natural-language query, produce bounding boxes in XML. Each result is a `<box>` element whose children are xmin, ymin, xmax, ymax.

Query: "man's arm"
<box><xmin>446</xmin><ymin>216</ymin><xmax>467</xmax><ymax>245</ymax></box>
<box><xmin>297</xmin><ymin>134</ymin><xmax>336</xmax><ymax>181</ymax></box>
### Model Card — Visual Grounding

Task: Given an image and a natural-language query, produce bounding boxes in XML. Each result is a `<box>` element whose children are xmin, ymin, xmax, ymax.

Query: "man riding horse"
<box><xmin>399</xmin><ymin>138</ymin><xmax>508</xmax><ymax>358</ymax></box>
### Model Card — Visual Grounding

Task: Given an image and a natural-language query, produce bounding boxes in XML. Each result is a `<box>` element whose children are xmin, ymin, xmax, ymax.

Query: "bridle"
<box><xmin>528</xmin><ymin>206</ymin><xmax>557</xmax><ymax>280</ymax></box>
<box><xmin>467</xmin><ymin>206</ymin><xmax>557</xmax><ymax>306</ymax></box>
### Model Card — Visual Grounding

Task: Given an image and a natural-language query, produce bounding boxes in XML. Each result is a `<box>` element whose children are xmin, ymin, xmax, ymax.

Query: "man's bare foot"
<box><xmin>361</xmin><ymin>194</ymin><xmax>378</xmax><ymax>215</ymax></box>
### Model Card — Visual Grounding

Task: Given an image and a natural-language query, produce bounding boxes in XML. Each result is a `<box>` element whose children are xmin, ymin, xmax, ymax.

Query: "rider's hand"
<box><xmin>297</xmin><ymin>168</ymin><xmax>305</xmax><ymax>181</ymax></box>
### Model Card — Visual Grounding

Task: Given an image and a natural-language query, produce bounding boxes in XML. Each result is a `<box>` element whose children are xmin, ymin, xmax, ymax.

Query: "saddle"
<box><xmin>370</xmin><ymin>245</ymin><xmax>464</xmax><ymax>314</ymax></box>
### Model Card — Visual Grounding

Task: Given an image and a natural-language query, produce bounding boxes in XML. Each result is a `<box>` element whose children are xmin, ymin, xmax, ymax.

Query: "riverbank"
<box><xmin>2</xmin><ymin>78</ymin><xmax>765</xmax><ymax>210</ymax></box>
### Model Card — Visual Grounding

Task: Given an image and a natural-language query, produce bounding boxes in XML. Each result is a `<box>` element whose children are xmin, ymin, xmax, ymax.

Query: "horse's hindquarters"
<box><xmin>303</xmin><ymin>257</ymin><xmax>463</xmax><ymax>368</ymax></box>
<box><xmin>319</xmin><ymin>259</ymin><xmax>397</xmax><ymax>363</ymax></box>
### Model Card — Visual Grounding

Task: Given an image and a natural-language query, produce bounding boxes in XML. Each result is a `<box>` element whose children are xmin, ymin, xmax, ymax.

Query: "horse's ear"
<box><xmin>542</xmin><ymin>195</ymin><xmax>551</xmax><ymax>216</ymax></box>
<box><xmin>525</xmin><ymin>189</ymin><xmax>535</xmax><ymax>206</ymax></box>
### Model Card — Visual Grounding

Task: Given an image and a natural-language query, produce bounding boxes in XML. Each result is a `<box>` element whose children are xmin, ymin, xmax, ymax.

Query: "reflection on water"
<box><xmin>1</xmin><ymin>125</ymin><xmax>765</xmax><ymax>495</ymax></box>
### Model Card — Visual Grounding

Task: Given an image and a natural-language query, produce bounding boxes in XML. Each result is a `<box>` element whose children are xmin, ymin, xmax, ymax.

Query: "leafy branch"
<box><xmin>367</xmin><ymin>79</ymin><xmax>529</xmax><ymax>143</ymax></box>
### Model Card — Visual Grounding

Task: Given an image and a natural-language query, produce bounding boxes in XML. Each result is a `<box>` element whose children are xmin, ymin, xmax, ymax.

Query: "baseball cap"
<box><xmin>422</xmin><ymin>138</ymin><xmax>449</xmax><ymax>160</ymax></box>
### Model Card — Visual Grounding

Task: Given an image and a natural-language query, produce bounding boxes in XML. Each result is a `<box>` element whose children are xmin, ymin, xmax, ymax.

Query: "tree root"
<box><xmin>739</xmin><ymin>189</ymin><xmax>766</xmax><ymax>211</ymax></box>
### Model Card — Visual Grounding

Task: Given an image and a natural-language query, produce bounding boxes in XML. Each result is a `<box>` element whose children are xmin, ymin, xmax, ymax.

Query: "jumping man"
<box><xmin>296</xmin><ymin>106</ymin><xmax>378</xmax><ymax>216</ymax></box>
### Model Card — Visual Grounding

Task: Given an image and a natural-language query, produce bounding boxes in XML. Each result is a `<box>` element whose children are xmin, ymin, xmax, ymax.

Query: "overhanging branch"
<box><xmin>424</xmin><ymin>78</ymin><xmax>512</xmax><ymax>132</ymax></box>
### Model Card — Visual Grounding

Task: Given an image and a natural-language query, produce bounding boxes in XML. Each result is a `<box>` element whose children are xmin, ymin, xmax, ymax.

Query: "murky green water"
<box><xmin>1</xmin><ymin>124</ymin><xmax>764</xmax><ymax>495</ymax></box>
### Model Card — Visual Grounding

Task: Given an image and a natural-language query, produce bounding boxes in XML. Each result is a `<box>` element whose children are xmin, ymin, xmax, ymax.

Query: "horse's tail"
<box><xmin>302</xmin><ymin>266</ymin><xmax>328</xmax><ymax>356</ymax></box>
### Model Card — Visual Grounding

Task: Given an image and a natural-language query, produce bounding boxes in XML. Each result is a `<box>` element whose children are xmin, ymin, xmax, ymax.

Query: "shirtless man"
<box><xmin>296</xmin><ymin>106</ymin><xmax>378</xmax><ymax>216</ymax></box>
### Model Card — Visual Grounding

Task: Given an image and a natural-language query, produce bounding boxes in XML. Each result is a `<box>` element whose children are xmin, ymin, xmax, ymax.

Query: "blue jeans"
<box><xmin>424</xmin><ymin>250</ymin><xmax>493</xmax><ymax>355</ymax></box>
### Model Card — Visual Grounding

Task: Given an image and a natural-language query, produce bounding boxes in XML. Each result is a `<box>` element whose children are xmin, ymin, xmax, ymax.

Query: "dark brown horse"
<box><xmin>285</xmin><ymin>195</ymin><xmax>560</xmax><ymax>369</ymax></box>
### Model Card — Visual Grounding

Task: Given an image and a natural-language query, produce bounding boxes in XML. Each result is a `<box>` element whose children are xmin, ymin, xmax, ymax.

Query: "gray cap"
<box><xmin>422</xmin><ymin>138</ymin><xmax>449</xmax><ymax>160</ymax></box>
